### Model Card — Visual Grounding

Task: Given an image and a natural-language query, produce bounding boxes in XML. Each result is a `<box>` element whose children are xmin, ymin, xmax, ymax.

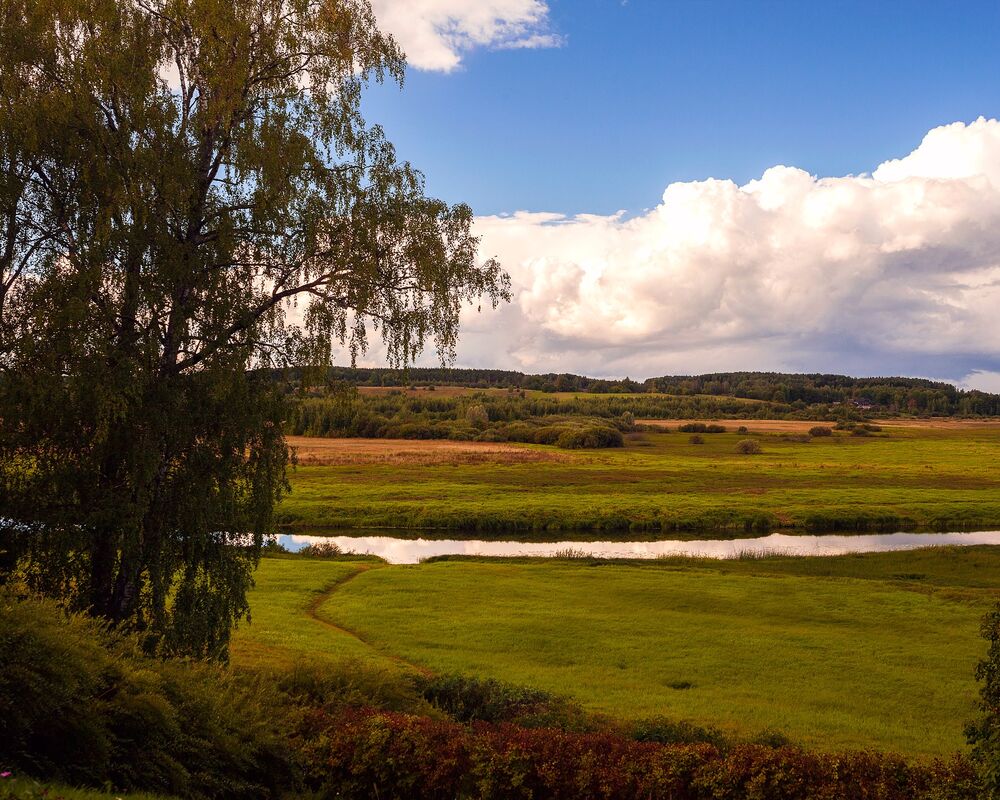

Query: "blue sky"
<box><xmin>367</xmin><ymin>0</ymin><xmax>1000</xmax><ymax>217</ymax></box>
<box><xmin>361</xmin><ymin>1</ymin><xmax>1000</xmax><ymax>388</ymax></box>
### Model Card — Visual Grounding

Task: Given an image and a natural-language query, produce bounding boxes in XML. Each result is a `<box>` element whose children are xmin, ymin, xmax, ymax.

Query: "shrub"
<box><xmin>689</xmin><ymin>435</ymin><xmax>705</xmax><ymax>445</ymax></box>
<box><xmin>422</xmin><ymin>674</ymin><xmax>554</xmax><ymax>725</ymax></box>
<box><xmin>809</xmin><ymin>426</ymin><xmax>833</xmax><ymax>437</ymax></box>
<box><xmin>968</xmin><ymin>602</ymin><xmax>1000</xmax><ymax>798</ymax></box>
<box><xmin>465</xmin><ymin>404</ymin><xmax>490</xmax><ymax>428</ymax></box>
<box><xmin>419</xmin><ymin>675</ymin><xmax>594</xmax><ymax>731</ymax></box>
<box><xmin>533</xmin><ymin>426</ymin><xmax>564</xmax><ymax>445</ymax></box>
<box><xmin>297</xmin><ymin>541</ymin><xmax>343</xmax><ymax>558</ymax></box>
<box><xmin>631</xmin><ymin>716</ymin><xmax>728</xmax><ymax>750</ymax></box>
<box><xmin>737</xmin><ymin>426</ymin><xmax>749</xmax><ymax>434</ymax></box>
<box><xmin>678</xmin><ymin>423</ymin><xmax>727</xmax><ymax>434</ymax></box>
<box><xmin>274</xmin><ymin>659</ymin><xmax>431</xmax><ymax>717</ymax></box>
<box><xmin>736</xmin><ymin>439</ymin><xmax>762</xmax><ymax>454</ymax></box>
<box><xmin>851</xmin><ymin>427</ymin><xmax>872</xmax><ymax>437</ymax></box>
<box><xmin>555</xmin><ymin>426</ymin><xmax>624</xmax><ymax>450</ymax></box>
<box><xmin>0</xmin><ymin>592</ymin><xmax>293</xmax><ymax>799</ymax></box>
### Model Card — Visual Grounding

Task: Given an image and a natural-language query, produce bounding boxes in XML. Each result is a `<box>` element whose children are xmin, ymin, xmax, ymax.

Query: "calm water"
<box><xmin>277</xmin><ymin>530</ymin><xmax>1000</xmax><ymax>565</ymax></box>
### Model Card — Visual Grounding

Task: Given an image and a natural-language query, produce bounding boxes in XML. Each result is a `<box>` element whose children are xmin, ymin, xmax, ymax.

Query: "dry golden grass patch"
<box><xmin>639</xmin><ymin>418</ymin><xmax>826</xmax><ymax>433</ymax></box>
<box><xmin>286</xmin><ymin>435</ymin><xmax>571</xmax><ymax>466</ymax></box>
<box><xmin>877</xmin><ymin>417</ymin><xmax>1000</xmax><ymax>429</ymax></box>
<box><xmin>639</xmin><ymin>417</ymin><xmax>1000</xmax><ymax>432</ymax></box>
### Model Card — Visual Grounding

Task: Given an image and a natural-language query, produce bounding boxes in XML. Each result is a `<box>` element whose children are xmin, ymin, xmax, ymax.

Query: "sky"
<box><xmin>358</xmin><ymin>0</ymin><xmax>1000</xmax><ymax>390</ymax></box>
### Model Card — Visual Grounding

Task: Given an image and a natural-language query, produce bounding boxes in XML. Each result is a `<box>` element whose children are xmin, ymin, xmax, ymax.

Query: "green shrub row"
<box><xmin>285</xmin><ymin>387</ymin><xmax>845</xmax><ymax>445</ymax></box>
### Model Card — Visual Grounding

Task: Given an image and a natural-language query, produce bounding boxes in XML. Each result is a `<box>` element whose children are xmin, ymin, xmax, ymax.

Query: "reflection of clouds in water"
<box><xmin>278</xmin><ymin>531</ymin><xmax>1000</xmax><ymax>565</ymax></box>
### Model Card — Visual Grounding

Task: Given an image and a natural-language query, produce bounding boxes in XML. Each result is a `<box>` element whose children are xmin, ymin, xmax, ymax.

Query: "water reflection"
<box><xmin>277</xmin><ymin>530</ymin><xmax>1000</xmax><ymax>565</ymax></box>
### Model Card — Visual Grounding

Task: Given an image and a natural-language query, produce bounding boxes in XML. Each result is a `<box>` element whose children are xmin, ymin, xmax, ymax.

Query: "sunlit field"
<box><xmin>279</xmin><ymin>423</ymin><xmax>1000</xmax><ymax>533</ymax></box>
<box><xmin>230</xmin><ymin>547</ymin><xmax>1000</xmax><ymax>757</ymax></box>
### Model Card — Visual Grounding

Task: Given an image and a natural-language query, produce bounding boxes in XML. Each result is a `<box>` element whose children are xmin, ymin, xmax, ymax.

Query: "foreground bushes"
<box><xmin>298</xmin><ymin>708</ymin><xmax>980</xmax><ymax>800</ymax></box>
<box><xmin>0</xmin><ymin>592</ymin><xmax>291</xmax><ymax>799</ymax></box>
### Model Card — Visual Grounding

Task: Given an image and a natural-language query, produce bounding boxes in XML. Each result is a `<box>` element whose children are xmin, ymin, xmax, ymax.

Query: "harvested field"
<box><xmin>286</xmin><ymin>435</ymin><xmax>569</xmax><ymax>466</ymax></box>
<box><xmin>639</xmin><ymin>418</ymin><xmax>830</xmax><ymax>433</ymax></box>
<box><xmin>878</xmin><ymin>417</ymin><xmax>1000</xmax><ymax>429</ymax></box>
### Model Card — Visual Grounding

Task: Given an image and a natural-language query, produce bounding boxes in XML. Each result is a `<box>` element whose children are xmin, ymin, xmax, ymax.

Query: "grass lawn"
<box><xmin>229</xmin><ymin>557</ymin><xmax>383</xmax><ymax>669</ymax></box>
<box><xmin>233</xmin><ymin>547</ymin><xmax>1000</xmax><ymax>757</ymax></box>
<box><xmin>278</xmin><ymin>424</ymin><xmax>1000</xmax><ymax>533</ymax></box>
<box><xmin>0</xmin><ymin>776</ymin><xmax>169</xmax><ymax>799</ymax></box>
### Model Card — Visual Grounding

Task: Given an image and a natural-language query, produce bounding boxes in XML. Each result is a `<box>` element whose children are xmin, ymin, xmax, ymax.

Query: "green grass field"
<box><xmin>278</xmin><ymin>424</ymin><xmax>1000</xmax><ymax>533</ymax></box>
<box><xmin>232</xmin><ymin>547</ymin><xmax>1000</xmax><ymax>757</ymax></box>
<box><xmin>0</xmin><ymin>776</ymin><xmax>168</xmax><ymax>799</ymax></box>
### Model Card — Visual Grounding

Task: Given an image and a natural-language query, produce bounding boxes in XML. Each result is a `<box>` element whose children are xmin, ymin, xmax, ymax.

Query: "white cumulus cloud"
<box><xmin>371</xmin><ymin>0</ymin><xmax>561</xmax><ymax>72</ymax></box>
<box><xmin>454</xmin><ymin>117</ymin><xmax>1000</xmax><ymax>381</ymax></box>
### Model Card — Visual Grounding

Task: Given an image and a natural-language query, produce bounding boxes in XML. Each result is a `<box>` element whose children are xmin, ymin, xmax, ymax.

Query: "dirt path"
<box><xmin>305</xmin><ymin>563</ymin><xmax>432</xmax><ymax>676</ymax></box>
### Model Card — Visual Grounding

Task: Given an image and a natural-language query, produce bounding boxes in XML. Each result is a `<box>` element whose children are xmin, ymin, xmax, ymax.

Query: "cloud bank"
<box><xmin>372</xmin><ymin>0</ymin><xmax>561</xmax><ymax>72</ymax></box>
<box><xmin>453</xmin><ymin>118</ymin><xmax>1000</xmax><ymax>389</ymax></box>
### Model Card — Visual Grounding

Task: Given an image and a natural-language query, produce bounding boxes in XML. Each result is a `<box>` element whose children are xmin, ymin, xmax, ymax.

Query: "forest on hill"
<box><xmin>277</xmin><ymin>367</ymin><xmax>1000</xmax><ymax>416</ymax></box>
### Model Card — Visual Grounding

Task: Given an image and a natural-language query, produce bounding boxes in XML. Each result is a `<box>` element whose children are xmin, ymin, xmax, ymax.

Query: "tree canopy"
<box><xmin>0</xmin><ymin>0</ymin><xmax>508</xmax><ymax>656</ymax></box>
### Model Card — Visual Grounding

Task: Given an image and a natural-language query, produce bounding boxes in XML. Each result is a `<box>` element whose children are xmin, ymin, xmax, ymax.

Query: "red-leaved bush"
<box><xmin>295</xmin><ymin>708</ymin><xmax>981</xmax><ymax>800</ymax></box>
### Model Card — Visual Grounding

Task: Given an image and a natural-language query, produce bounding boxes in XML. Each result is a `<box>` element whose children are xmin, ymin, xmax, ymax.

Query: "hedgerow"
<box><xmin>297</xmin><ymin>708</ymin><xmax>980</xmax><ymax>800</ymax></box>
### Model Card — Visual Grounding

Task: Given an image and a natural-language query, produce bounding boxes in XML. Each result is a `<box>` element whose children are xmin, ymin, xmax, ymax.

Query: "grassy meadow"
<box><xmin>278</xmin><ymin>422</ymin><xmax>1000</xmax><ymax>533</ymax></box>
<box><xmin>230</xmin><ymin>547</ymin><xmax>1000</xmax><ymax>758</ymax></box>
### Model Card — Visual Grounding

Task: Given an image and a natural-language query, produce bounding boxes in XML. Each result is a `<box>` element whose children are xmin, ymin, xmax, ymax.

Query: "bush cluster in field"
<box><xmin>285</xmin><ymin>386</ymin><xmax>846</xmax><ymax>447</ymax></box>
<box><xmin>2</xmin><ymin>589</ymin><xmax>989</xmax><ymax>799</ymax></box>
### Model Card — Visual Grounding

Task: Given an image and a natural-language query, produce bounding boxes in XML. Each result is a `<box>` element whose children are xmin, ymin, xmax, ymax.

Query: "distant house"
<box><xmin>850</xmin><ymin>397</ymin><xmax>876</xmax><ymax>410</ymax></box>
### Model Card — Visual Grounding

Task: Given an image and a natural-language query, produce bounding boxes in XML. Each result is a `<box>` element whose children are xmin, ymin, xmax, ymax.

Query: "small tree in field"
<box><xmin>968</xmin><ymin>603</ymin><xmax>1000</xmax><ymax>797</ymax></box>
<box><xmin>0</xmin><ymin>0</ymin><xmax>508</xmax><ymax>657</ymax></box>
<box><xmin>736</xmin><ymin>439</ymin><xmax>762</xmax><ymax>455</ymax></box>
<box><xmin>465</xmin><ymin>404</ymin><xmax>490</xmax><ymax>429</ymax></box>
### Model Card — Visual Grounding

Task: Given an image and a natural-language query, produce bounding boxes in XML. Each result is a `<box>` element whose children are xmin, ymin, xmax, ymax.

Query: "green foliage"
<box><xmin>646</xmin><ymin>371</ymin><xmax>1000</xmax><ymax>416</ymax></box>
<box><xmin>0</xmin><ymin>591</ymin><xmax>292</xmax><ymax>799</ymax></box>
<box><xmin>631</xmin><ymin>717</ymin><xmax>729</xmax><ymax>750</ymax></box>
<box><xmin>0</xmin><ymin>0</ymin><xmax>507</xmax><ymax>654</ymax></box>
<box><xmin>555</xmin><ymin>425</ymin><xmax>624</xmax><ymax>449</ymax></box>
<box><xmin>286</xmin><ymin>389</ymin><xmax>814</xmax><ymax>442</ymax></box>
<box><xmin>735</xmin><ymin>439</ymin><xmax>762</xmax><ymax>454</ymax></box>
<box><xmin>679</xmin><ymin>423</ymin><xmax>728</xmax><ymax>433</ymax></box>
<box><xmin>0</xmin><ymin>776</ymin><xmax>168</xmax><ymax>799</ymax></box>
<box><xmin>279</xmin><ymin>366</ymin><xmax>1000</xmax><ymax>416</ymax></box>
<box><xmin>968</xmin><ymin>603</ymin><xmax>1000</xmax><ymax>797</ymax></box>
<box><xmin>419</xmin><ymin>674</ymin><xmax>596</xmax><ymax>731</ymax></box>
<box><xmin>465</xmin><ymin>403</ymin><xmax>490</xmax><ymax>428</ymax></box>
<box><xmin>809</xmin><ymin>426</ymin><xmax>833</xmax><ymax>437</ymax></box>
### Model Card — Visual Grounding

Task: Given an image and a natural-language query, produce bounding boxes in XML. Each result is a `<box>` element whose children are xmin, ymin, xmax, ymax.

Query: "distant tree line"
<box><xmin>644</xmin><ymin>372</ymin><xmax>1000</xmax><ymax>415</ymax></box>
<box><xmin>275</xmin><ymin>368</ymin><xmax>1000</xmax><ymax>416</ymax></box>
